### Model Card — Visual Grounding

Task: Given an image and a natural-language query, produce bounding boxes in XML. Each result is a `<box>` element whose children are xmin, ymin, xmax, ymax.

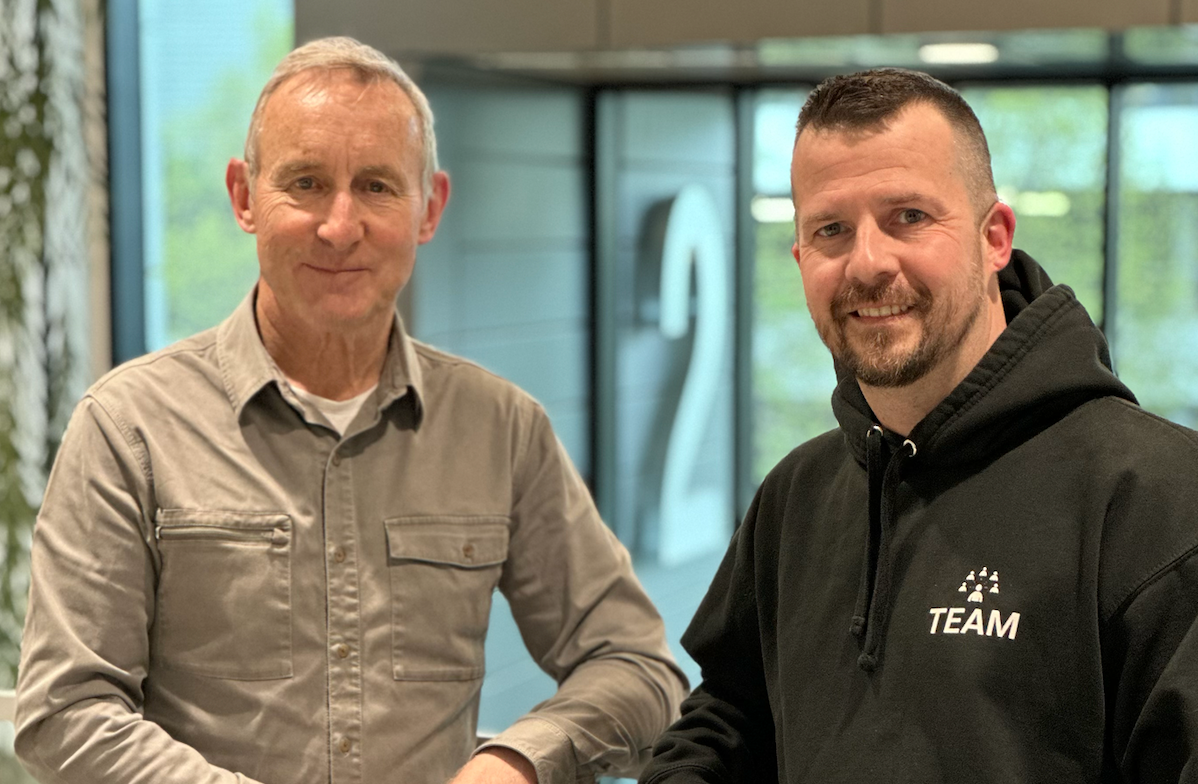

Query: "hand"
<box><xmin>447</xmin><ymin>747</ymin><xmax>538</xmax><ymax>784</ymax></box>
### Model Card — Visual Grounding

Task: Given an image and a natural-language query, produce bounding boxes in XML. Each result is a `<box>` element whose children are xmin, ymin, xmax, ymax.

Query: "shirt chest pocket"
<box><xmin>153</xmin><ymin>510</ymin><xmax>293</xmax><ymax>680</ymax></box>
<box><xmin>384</xmin><ymin>517</ymin><xmax>509</xmax><ymax>681</ymax></box>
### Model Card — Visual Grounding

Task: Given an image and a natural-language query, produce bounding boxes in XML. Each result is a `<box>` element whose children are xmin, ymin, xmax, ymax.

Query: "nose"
<box><xmin>844</xmin><ymin>219</ymin><xmax>899</xmax><ymax>286</ymax></box>
<box><xmin>316</xmin><ymin>190</ymin><xmax>364</xmax><ymax>250</ymax></box>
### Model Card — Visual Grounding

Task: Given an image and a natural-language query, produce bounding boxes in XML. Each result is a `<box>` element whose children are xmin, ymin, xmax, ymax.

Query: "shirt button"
<box><xmin>462</xmin><ymin>543</ymin><xmax>475</xmax><ymax>560</ymax></box>
<box><xmin>336</xmin><ymin>644</ymin><xmax>350</xmax><ymax>659</ymax></box>
<box><xmin>331</xmin><ymin>452</ymin><xmax>342</xmax><ymax>467</ymax></box>
<box><xmin>339</xmin><ymin>737</ymin><xmax>352</xmax><ymax>754</ymax></box>
<box><xmin>333</xmin><ymin>547</ymin><xmax>346</xmax><ymax>564</ymax></box>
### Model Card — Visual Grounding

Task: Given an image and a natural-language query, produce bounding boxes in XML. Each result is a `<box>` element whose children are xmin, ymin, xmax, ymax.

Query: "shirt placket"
<box><xmin>325</xmin><ymin>441</ymin><xmax>363</xmax><ymax>784</ymax></box>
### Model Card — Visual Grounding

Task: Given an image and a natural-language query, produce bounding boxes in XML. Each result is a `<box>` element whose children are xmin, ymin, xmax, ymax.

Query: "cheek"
<box><xmin>797</xmin><ymin>259</ymin><xmax>840</xmax><ymax>313</ymax></box>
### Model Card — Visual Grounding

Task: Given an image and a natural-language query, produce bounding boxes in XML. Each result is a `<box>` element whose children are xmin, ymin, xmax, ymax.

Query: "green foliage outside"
<box><xmin>1113</xmin><ymin>190</ymin><xmax>1198</xmax><ymax>426</ymax></box>
<box><xmin>155</xmin><ymin>8</ymin><xmax>292</xmax><ymax>346</ymax></box>
<box><xmin>963</xmin><ymin>86</ymin><xmax>1109</xmax><ymax>321</ymax></box>
<box><xmin>1</xmin><ymin>0</ymin><xmax>56</xmax><ymax>692</ymax></box>
<box><xmin>752</xmin><ymin>220</ymin><xmax>837</xmax><ymax>480</ymax></box>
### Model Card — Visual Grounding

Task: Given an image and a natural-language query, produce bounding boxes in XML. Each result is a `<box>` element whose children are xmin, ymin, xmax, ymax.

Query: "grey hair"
<box><xmin>244</xmin><ymin>36</ymin><xmax>438</xmax><ymax>193</ymax></box>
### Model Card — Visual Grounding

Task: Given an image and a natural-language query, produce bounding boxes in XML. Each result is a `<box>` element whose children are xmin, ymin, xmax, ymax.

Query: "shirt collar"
<box><xmin>216</xmin><ymin>287</ymin><xmax>425</xmax><ymax>425</ymax></box>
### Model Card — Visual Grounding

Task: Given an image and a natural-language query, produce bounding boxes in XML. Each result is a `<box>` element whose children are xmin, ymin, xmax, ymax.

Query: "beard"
<box><xmin>815</xmin><ymin>269</ymin><xmax>986</xmax><ymax>389</ymax></box>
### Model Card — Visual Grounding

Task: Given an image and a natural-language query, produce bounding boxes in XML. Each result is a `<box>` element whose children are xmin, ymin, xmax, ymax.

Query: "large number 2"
<box><xmin>654</xmin><ymin>184</ymin><xmax>731</xmax><ymax>565</ymax></box>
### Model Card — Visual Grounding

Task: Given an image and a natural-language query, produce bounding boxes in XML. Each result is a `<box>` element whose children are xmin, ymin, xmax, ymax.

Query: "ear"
<box><xmin>418</xmin><ymin>170</ymin><xmax>451</xmax><ymax>244</ymax></box>
<box><xmin>981</xmin><ymin>200</ymin><xmax>1017</xmax><ymax>273</ymax></box>
<box><xmin>226</xmin><ymin>159</ymin><xmax>257</xmax><ymax>234</ymax></box>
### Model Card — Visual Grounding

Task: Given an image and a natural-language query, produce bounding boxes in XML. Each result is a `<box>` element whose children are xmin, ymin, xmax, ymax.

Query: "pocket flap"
<box><xmin>384</xmin><ymin>517</ymin><xmax>509</xmax><ymax>568</ymax></box>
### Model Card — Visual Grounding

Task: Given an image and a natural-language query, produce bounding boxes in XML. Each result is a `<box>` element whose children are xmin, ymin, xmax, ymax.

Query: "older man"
<box><xmin>16</xmin><ymin>37</ymin><xmax>686</xmax><ymax>784</ymax></box>
<box><xmin>639</xmin><ymin>69</ymin><xmax>1198</xmax><ymax>783</ymax></box>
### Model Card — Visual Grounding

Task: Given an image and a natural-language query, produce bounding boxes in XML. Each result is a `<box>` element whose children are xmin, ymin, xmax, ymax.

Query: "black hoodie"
<box><xmin>641</xmin><ymin>251</ymin><xmax>1198</xmax><ymax>784</ymax></box>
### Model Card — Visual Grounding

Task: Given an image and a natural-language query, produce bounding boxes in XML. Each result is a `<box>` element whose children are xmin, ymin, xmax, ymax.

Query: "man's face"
<box><xmin>227</xmin><ymin>70</ymin><xmax>447</xmax><ymax>334</ymax></box>
<box><xmin>790</xmin><ymin>102</ymin><xmax>1008</xmax><ymax>389</ymax></box>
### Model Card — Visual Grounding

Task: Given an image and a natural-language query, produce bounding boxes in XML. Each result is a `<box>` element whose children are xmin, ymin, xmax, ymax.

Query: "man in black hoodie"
<box><xmin>640</xmin><ymin>68</ymin><xmax>1198</xmax><ymax>783</ymax></box>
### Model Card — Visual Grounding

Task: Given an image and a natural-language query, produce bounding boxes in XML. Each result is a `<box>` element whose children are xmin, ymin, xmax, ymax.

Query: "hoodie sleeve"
<box><xmin>639</xmin><ymin>490</ymin><xmax>777</xmax><ymax>784</ymax></box>
<box><xmin>1106</xmin><ymin>549</ymin><xmax>1198</xmax><ymax>783</ymax></box>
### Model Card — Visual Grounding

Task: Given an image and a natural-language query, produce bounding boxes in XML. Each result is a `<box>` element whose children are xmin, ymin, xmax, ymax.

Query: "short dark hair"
<box><xmin>796</xmin><ymin>68</ymin><xmax>995</xmax><ymax>209</ymax></box>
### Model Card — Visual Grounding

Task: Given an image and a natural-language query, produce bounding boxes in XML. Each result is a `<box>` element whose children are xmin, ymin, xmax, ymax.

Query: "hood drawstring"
<box><xmin>851</xmin><ymin>426</ymin><xmax>916</xmax><ymax>672</ymax></box>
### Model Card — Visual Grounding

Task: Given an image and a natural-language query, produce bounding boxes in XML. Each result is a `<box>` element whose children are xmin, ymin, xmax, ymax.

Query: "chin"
<box><xmin>310</xmin><ymin>298</ymin><xmax>386</xmax><ymax>329</ymax></box>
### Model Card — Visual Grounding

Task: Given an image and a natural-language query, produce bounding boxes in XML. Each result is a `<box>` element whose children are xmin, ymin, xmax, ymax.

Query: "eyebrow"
<box><xmin>268</xmin><ymin>161</ymin><xmax>409</xmax><ymax>188</ymax></box>
<box><xmin>801</xmin><ymin>210</ymin><xmax>840</xmax><ymax>230</ymax></box>
<box><xmin>355</xmin><ymin>165</ymin><xmax>405</xmax><ymax>183</ymax></box>
<box><xmin>269</xmin><ymin>160</ymin><xmax>323</xmax><ymax>183</ymax></box>
<box><xmin>799</xmin><ymin>192</ymin><xmax>949</xmax><ymax>231</ymax></box>
<box><xmin>878</xmin><ymin>192</ymin><xmax>945</xmax><ymax>210</ymax></box>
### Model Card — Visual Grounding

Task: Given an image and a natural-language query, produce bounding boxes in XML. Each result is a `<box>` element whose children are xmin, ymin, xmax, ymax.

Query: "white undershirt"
<box><xmin>287</xmin><ymin>382</ymin><xmax>378</xmax><ymax>436</ymax></box>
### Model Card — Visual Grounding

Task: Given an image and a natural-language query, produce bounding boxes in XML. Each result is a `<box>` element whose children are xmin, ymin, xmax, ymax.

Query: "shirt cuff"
<box><xmin>477</xmin><ymin>716</ymin><xmax>580</xmax><ymax>784</ymax></box>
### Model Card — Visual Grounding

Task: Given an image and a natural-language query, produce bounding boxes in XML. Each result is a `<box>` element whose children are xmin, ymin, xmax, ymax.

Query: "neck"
<box><xmin>256</xmin><ymin>292</ymin><xmax>390</xmax><ymax>401</ymax></box>
<box><xmin>859</xmin><ymin>377</ymin><xmax>955</xmax><ymax>438</ymax></box>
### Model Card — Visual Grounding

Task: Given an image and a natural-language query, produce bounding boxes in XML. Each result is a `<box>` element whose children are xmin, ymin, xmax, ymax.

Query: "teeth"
<box><xmin>858</xmin><ymin>304</ymin><xmax>912</xmax><ymax>318</ymax></box>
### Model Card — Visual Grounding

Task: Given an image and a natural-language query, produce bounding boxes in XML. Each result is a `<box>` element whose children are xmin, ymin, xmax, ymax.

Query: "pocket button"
<box><xmin>462</xmin><ymin>543</ymin><xmax>476</xmax><ymax>561</ymax></box>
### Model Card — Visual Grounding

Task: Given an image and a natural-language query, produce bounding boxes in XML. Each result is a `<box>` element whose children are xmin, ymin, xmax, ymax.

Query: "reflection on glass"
<box><xmin>1123</xmin><ymin>26</ymin><xmax>1198</xmax><ymax>66</ymax></box>
<box><xmin>751</xmin><ymin>90</ymin><xmax>839</xmax><ymax>482</ymax></box>
<box><xmin>757</xmin><ymin>28</ymin><xmax>1108</xmax><ymax>71</ymax></box>
<box><xmin>1113</xmin><ymin>83</ymin><xmax>1198</xmax><ymax>426</ymax></box>
<box><xmin>140</xmin><ymin>0</ymin><xmax>293</xmax><ymax>350</ymax></box>
<box><xmin>961</xmin><ymin>85</ymin><xmax>1108</xmax><ymax>321</ymax></box>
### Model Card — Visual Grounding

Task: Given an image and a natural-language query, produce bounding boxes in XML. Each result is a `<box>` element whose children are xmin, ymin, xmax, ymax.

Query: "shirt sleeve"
<box><xmin>1107</xmin><ymin>549</ymin><xmax>1198</xmax><ymax>783</ymax></box>
<box><xmin>14</xmin><ymin>397</ymin><xmax>266</xmax><ymax>784</ymax></box>
<box><xmin>637</xmin><ymin>488</ymin><xmax>777</xmax><ymax>784</ymax></box>
<box><xmin>479</xmin><ymin>402</ymin><xmax>689</xmax><ymax>783</ymax></box>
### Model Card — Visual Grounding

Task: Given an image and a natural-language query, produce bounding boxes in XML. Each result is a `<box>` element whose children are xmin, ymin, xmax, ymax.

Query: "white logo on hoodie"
<box><xmin>928</xmin><ymin>567</ymin><xmax>1020</xmax><ymax>639</ymax></box>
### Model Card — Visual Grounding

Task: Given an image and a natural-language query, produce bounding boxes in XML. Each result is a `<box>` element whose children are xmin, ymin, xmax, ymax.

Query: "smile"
<box><xmin>855</xmin><ymin>304</ymin><xmax>913</xmax><ymax>318</ymax></box>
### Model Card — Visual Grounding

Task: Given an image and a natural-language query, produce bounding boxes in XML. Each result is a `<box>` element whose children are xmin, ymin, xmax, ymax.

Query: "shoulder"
<box><xmin>1069</xmin><ymin>398</ymin><xmax>1198</xmax><ymax>618</ymax></box>
<box><xmin>760</xmin><ymin>428</ymin><xmax>855</xmax><ymax>500</ymax></box>
<box><xmin>411</xmin><ymin>339</ymin><xmax>546</xmax><ymax>421</ymax></box>
<box><xmin>89</xmin><ymin>328</ymin><xmax>221</xmax><ymax>401</ymax></box>
<box><xmin>745</xmin><ymin>427</ymin><xmax>854</xmax><ymax>542</ymax></box>
<box><xmin>81</xmin><ymin>328</ymin><xmax>226</xmax><ymax>432</ymax></box>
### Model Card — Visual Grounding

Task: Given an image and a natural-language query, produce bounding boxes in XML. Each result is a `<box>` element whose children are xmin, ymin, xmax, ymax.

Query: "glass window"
<box><xmin>139</xmin><ymin>0</ymin><xmax>293</xmax><ymax>350</ymax></box>
<box><xmin>1112</xmin><ymin>83</ymin><xmax>1198</xmax><ymax>426</ymax></box>
<box><xmin>750</xmin><ymin>88</ymin><xmax>838</xmax><ymax>482</ymax></box>
<box><xmin>961</xmin><ymin>85</ymin><xmax>1109</xmax><ymax>322</ymax></box>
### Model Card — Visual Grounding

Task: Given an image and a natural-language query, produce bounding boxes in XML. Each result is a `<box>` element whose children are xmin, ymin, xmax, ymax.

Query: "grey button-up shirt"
<box><xmin>16</xmin><ymin>293</ymin><xmax>687</xmax><ymax>784</ymax></box>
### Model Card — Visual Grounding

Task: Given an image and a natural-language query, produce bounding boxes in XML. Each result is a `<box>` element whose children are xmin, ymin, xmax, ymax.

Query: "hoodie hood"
<box><xmin>832</xmin><ymin>250</ymin><xmax>1135</xmax><ymax>468</ymax></box>
<box><xmin>830</xmin><ymin>250</ymin><xmax>1136</xmax><ymax>671</ymax></box>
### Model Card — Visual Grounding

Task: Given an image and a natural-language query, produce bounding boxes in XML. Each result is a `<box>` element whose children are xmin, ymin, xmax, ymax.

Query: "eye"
<box><xmin>898</xmin><ymin>208</ymin><xmax>926</xmax><ymax>224</ymax></box>
<box><xmin>294</xmin><ymin>177</ymin><xmax>316</xmax><ymax>190</ymax></box>
<box><xmin>816</xmin><ymin>222</ymin><xmax>843</xmax><ymax>238</ymax></box>
<box><xmin>366</xmin><ymin>180</ymin><xmax>390</xmax><ymax>194</ymax></box>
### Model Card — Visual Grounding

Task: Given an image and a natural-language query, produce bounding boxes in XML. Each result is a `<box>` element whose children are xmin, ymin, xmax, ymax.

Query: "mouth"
<box><xmin>304</xmin><ymin>263</ymin><xmax>367</xmax><ymax>275</ymax></box>
<box><xmin>854</xmin><ymin>303</ymin><xmax>914</xmax><ymax>318</ymax></box>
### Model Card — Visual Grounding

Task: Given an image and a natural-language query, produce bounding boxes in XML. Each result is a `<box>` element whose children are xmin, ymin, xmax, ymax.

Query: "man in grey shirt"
<box><xmin>15</xmin><ymin>36</ymin><xmax>686</xmax><ymax>784</ymax></box>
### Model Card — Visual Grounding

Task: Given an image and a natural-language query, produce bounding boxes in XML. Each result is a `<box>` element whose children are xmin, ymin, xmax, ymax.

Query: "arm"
<box><xmin>1107</xmin><ymin>549</ymin><xmax>1198</xmax><ymax>783</ymax></box>
<box><xmin>478</xmin><ymin>404</ymin><xmax>689</xmax><ymax>784</ymax></box>
<box><xmin>639</xmin><ymin>490</ymin><xmax>777</xmax><ymax>784</ymax></box>
<box><xmin>15</xmin><ymin>398</ymin><xmax>264</xmax><ymax>784</ymax></box>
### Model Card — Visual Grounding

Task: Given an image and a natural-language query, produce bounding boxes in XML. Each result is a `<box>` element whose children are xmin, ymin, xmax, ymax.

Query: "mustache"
<box><xmin>832</xmin><ymin>279</ymin><xmax>929</xmax><ymax>315</ymax></box>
